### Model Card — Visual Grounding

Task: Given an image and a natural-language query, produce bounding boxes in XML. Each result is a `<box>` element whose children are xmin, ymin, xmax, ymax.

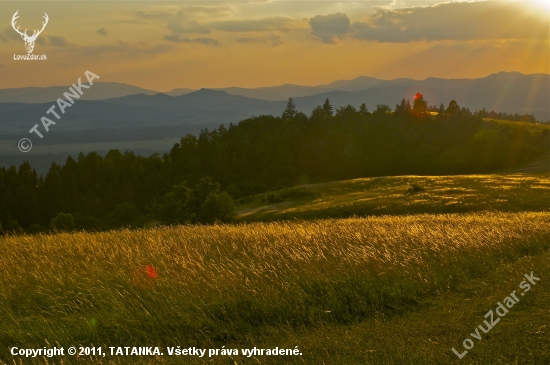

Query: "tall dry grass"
<box><xmin>0</xmin><ymin>212</ymin><xmax>548</xmax><ymax>353</ymax></box>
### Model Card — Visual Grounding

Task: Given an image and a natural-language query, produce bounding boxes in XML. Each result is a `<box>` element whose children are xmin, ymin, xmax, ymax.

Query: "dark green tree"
<box><xmin>446</xmin><ymin>100</ymin><xmax>461</xmax><ymax>117</ymax></box>
<box><xmin>104</xmin><ymin>202</ymin><xmax>139</xmax><ymax>227</ymax></box>
<box><xmin>158</xmin><ymin>181</ymin><xmax>192</xmax><ymax>224</ymax></box>
<box><xmin>395</xmin><ymin>99</ymin><xmax>408</xmax><ymax>115</ymax></box>
<box><xmin>323</xmin><ymin>98</ymin><xmax>333</xmax><ymax>116</ymax></box>
<box><xmin>437</xmin><ymin>103</ymin><xmax>446</xmax><ymax>118</ymax></box>
<box><xmin>461</xmin><ymin>107</ymin><xmax>472</xmax><ymax>117</ymax></box>
<box><xmin>412</xmin><ymin>93</ymin><xmax>428</xmax><ymax>117</ymax></box>
<box><xmin>374</xmin><ymin>104</ymin><xmax>392</xmax><ymax>115</ymax></box>
<box><xmin>282</xmin><ymin>98</ymin><xmax>297</xmax><ymax>119</ymax></box>
<box><xmin>336</xmin><ymin>104</ymin><xmax>357</xmax><ymax>117</ymax></box>
<box><xmin>50</xmin><ymin>212</ymin><xmax>76</xmax><ymax>231</ymax></box>
<box><xmin>310</xmin><ymin>105</ymin><xmax>328</xmax><ymax>121</ymax></box>
<box><xmin>188</xmin><ymin>177</ymin><xmax>221</xmax><ymax>218</ymax></box>
<box><xmin>199</xmin><ymin>191</ymin><xmax>235</xmax><ymax>223</ymax></box>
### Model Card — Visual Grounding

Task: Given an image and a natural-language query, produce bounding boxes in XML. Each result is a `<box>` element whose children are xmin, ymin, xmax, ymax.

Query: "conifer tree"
<box><xmin>412</xmin><ymin>93</ymin><xmax>428</xmax><ymax>117</ymax></box>
<box><xmin>322</xmin><ymin>98</ymin><xmax>333</xmax><ymax>116</ymax></box>
<box><xmin>446</xmin><ymin>100</ymin><xmax>461</xmax><ymax>117</ymax></box>
<box><xmin>282</xmin><ymin>98</ymin><xmax>297</xmax><ymax>119</ymax></box>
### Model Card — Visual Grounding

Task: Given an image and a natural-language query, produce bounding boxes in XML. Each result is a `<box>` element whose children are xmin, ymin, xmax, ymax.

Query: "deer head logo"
<box><xmin>11</xmin><ymin>11</ymin><xmax>49</xmax><ymax>54</ymax></box>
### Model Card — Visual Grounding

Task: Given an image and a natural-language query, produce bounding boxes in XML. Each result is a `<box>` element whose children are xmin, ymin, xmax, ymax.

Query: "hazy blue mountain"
<box><xmin>291</xmin><ymin>72</ymin><xmax>549</xmax><ymax>120</ymax></box>
<box><xmin>100</xmin><ymin>89</ymin><xmax>280</xmax><ymax>114</ymax></box>
<box><xmin>165</xmin><ymin>88</ymin><xmax>196</xmax><ymax>97</ymax></box>
<box><xmin>0</xmin><ymin>72</ymin><xmax>547</xmax><ymax>138</ymax></box>
<box><xmin>2</xmin><ymin>73</ymin><xmax>547</xmax><ymax>118</ymax></box>
<box><xmin>213</xmin><ymin>84</ymin><xmax>335</xmax><ymax>101</ymax></box>
<box><xmin>207</xmin><ymin>72</ymin><xmax>548</xmax><ymax>109</ymax></box>
<box><xmin>0</xmin><ymin>89</ymin><xmax>285</xmax><ymax>135</ymax></box>
<box><xmin>0</xmin><ymin>82</ymin><xmax>159</xmax><ymax>104</ymax></box>
<box><xmin>319</xmin><ymin>76</ymin><xmax>403</xmax><ymax>92</ymax></box>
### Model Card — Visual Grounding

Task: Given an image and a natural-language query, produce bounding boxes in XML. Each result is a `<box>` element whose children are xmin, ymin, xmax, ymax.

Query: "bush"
<box><xmin>158</xmin><ymin>178</ymin><xmax>235</xmax><ymax>224</ymax></box>
<box><xmin>199</xmin><ymin>192</ymin><xmax>236</xmax><ymax>223</ymax></box>
<box><xmin>265</xmin><ymin>187</ymin><xmax>315</xmax><ymax>204</ymax></box>
<box><xmin>1</xmin><ymin>216</ymin><xmax>20</xmax><ymax>233</ymax></box>
<box><xmin>267</xmin><ymin>193</ymin><xmax>284</xmax><ymax>203</ymax></box>
<box><xmin>281</xmin><ymin>187</ymin><xmax>315</xmax><ymax>200</ymax></box>
<box><xmin>158</xmin><ymin>181</ymin><xmax>193</xmax><ymax>224</ymax></box>
<box><xmin>238</xmin><ymin>196</ymin><xmax>253</xmax><ymax>205</ymax></box>
<box><xmin>50</xmin><ymin>212</ymin><xmax>76</xmax><ymax>231</ymax></box>
<box><xmin>73</xmin><ymin>213</ymin><xmax>104</xmax><ymax>231</ymax></box>
<box><xmin>407</xmin><ymin>183</ymin><xmax>426</xmax><ymax>194</ymax></box>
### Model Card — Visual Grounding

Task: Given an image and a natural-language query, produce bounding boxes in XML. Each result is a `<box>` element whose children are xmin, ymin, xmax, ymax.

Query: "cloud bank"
<box><xmin>310</xmin><ymin>2</ymin><xmax>549</xmax><ymax>43</ymax></box>
<box><xmin>309</xmin><ymin>13</ymin><xmax>350</xmax><ymax>44</ymax></box>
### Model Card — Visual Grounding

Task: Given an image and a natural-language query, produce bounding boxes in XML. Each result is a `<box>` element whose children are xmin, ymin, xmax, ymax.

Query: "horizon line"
<box><xmin>1</xmin><ymin>71</ymin><xmax>548</xmax><ymax>93</ymax></box>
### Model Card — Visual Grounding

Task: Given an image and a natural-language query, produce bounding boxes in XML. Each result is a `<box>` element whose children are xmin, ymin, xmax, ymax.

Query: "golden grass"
<box><xmin>237</xmin><ymin>173</ymin><xmax>550</xmax><ymax>221</ymax></box>
<box><xmin>482</xmin><ymin>118</ymin><xmax>550</xmax><ymax>133</ymax></box>
<box><xmin>0</xmin><ymin>212</ymin><xmax>549</xmax><ymax>362</ymax></box>
<box><xmin>2</xmin><ymin>212</ymin><xmax>547</xmax><ymax>282</ymax></box>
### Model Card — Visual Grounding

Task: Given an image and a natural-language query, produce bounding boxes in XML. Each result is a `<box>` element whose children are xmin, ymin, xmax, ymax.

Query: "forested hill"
<box><xmin>0</xmin><ymin>98</ymin><xmax>548</xmax><ymax>233</ymax></box>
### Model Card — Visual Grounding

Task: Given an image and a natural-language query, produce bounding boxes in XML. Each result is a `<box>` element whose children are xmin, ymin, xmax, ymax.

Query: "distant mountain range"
<box><xmin>0</xmin><ymin>82</ymin><xmax>159</xmax><ymax>104</ymax></box>
<box><xmin>0</xmin><ymin>71</ymin><xmax>547</xmax><ymax>174</ymax></box>
<box><xmin>0</xmin><ymin>72</ymin><xmax>547</xmax><ymax>137</ymax></box>
<box><xmin>292</xmin><ymin>72</ymin><xmax>549</xmax><ymax>121</ymax></box>
<box><xmin>2</xmin><ymin>72</ymin><xmax>548</xmax><ymax>115</ymax></box>
<box><xmin>0</xmin><ymin>89</ymin><xmax>283</xmax><ymax>135</ymax></box>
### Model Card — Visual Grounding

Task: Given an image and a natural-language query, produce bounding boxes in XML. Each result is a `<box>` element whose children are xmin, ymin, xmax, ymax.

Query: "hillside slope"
<box><xmin>236</xmin><ymin>173</ymin><xmax>550</xmax><ymax>221</ymax></box>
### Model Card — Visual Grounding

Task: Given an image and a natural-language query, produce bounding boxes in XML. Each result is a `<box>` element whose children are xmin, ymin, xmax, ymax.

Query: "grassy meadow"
<box><xmin>236</xmin><ymin>173</ymin><xmax>550</xmax><ymax>221</ymax></box>
<box><xmin>482</xmin><ymin>118</ymin><xmax>550</xmax><ymax>133</ymax></box>
<box><xmin>1</xmin><ymin>211</ymin><xmax>549</xmax><ymax>364</ymax></box>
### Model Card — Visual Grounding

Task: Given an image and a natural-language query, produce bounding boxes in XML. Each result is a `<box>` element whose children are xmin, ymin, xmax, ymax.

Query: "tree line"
<box><xmin>0</xmin><ymin>97</ymin><xmax>547</xmax><ymax>233</ymax></box>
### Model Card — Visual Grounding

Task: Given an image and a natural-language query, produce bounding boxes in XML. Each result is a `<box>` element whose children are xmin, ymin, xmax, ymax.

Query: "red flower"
<box><xmin>146</xmin><ymin>264</ymin><xmax>158</xmax><ymax>279</ymax></box>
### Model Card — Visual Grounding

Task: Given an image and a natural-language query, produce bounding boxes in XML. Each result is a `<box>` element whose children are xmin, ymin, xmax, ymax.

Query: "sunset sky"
<box><xmin>0</xmin><ymin>1</ymin><xmax>548</xmax><ymax>91</ymax></box>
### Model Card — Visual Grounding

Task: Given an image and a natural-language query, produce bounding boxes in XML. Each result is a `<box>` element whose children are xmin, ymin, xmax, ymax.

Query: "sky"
<box><xmin>0</xmin><ymin>1</ymin><xmax>548</xmax><ymax>91</ymax></box>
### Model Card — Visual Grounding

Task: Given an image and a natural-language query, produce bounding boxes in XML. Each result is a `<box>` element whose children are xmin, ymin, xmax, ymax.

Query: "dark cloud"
<box><xmin>309</xmin><ymin>13</ymin><xmax>350</xmax><ymax>44</ymax></box>
<box><xmin>236</xmin><ymin>34</ymin><xmax>283</xmax><ymax>46</ymax></box>
<box><xmin>1</xmin><ymin>24</ymin><xmax>75</xmax><ymax>50</ymax></box>
<box><xmin>163</xmin><ymin>11</ymin><xmax>211</xmax><ymax>43</ymax></box>
<box><xmin>165</xmin><ymin>35</ymin><xmax>220</xmax><ymax>46</ymax></box>
<box><xmin>97</xmin><ymin>27</ymin><xmax>108</xmax><ymax>36</ymax></box>
<box><xmin>167</xmin><ymin>12</ymin><xmax>211</xmax><ymax>34</ymax></box>
<box><xmin>0</xmin><ymin>26</ymin><xmax>22</xmax><ymax>42</ymax></box>
<box><xmin>210</xmin><ymin>17</ymin><xmax>292</xmax><ymax>32</ymax></box>
<box><xmin>350</xmin><ymin>2</ymin><xmax>549</xmax><ymax>43</ymax></box>
<box><xmin>34</xmin><ymin>35</ymin><xmax>48</xmax><ymax>46</ymax></box>
<box><xmin>48</xmin><ymin>35</ymin><xmax>71</xmax><ymax>47</ymax></box>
